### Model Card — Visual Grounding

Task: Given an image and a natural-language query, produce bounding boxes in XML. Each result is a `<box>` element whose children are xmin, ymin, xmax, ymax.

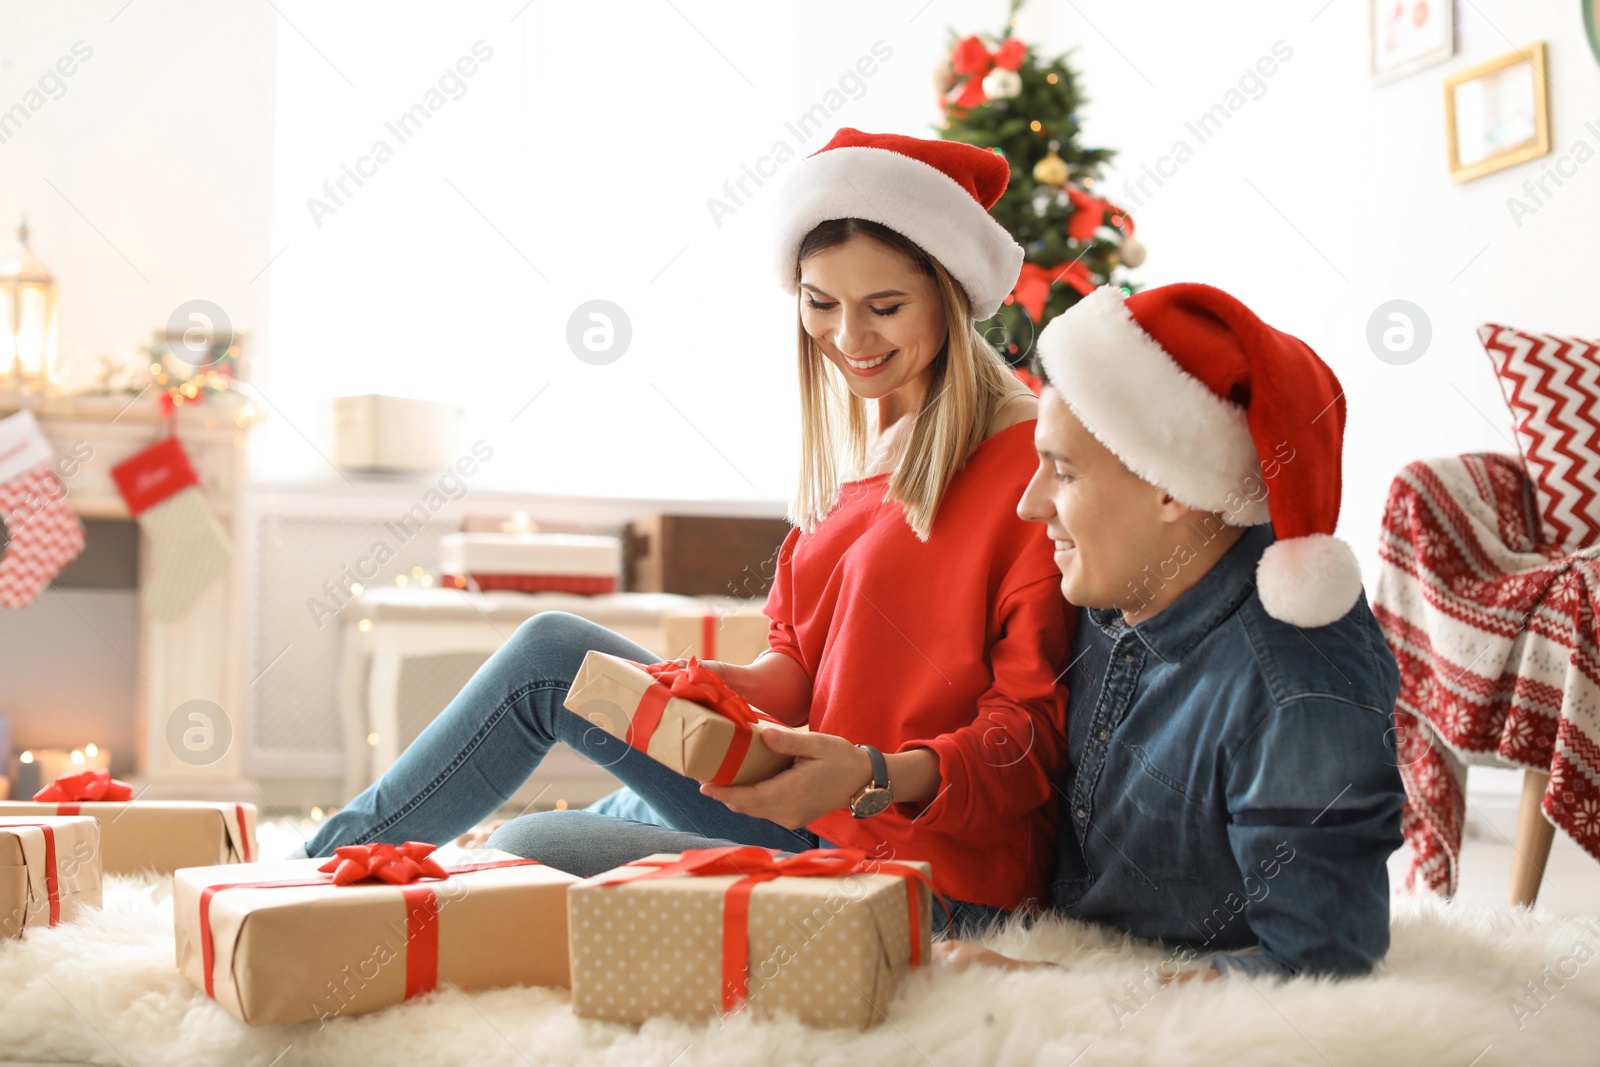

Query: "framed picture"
<box><xmin>1587</xmin><ymin>1</ymin><xmax>1600</xmax><ymax>68</ymax></box>
<box><xmin>1371</xmin><ymin>0</ymin><xmax>1455</xmax><ymax>82</ymax></box>
<box><xmin>1444</xmin><ymin>43</ymin><xmax>1551</xmax><ymax>183</ymax></box>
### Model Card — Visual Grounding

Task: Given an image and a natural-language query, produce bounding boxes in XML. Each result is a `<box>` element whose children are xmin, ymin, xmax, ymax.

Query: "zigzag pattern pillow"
<box><xmin>1479</xmin><ymin>323</ymin><xmax>1600</xmax><ymax>549</ymax></box>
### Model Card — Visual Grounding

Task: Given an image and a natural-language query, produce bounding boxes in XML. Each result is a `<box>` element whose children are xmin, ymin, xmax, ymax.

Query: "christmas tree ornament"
<box><xmin>981</xmin><ymin>67</ymin><xmax>1022</xmax><ymax>100</ymax></box>
<box><xmin>1118</xmin><ymin>235</ymin><xmax>1147</xmax><ymax>268</ymax></box>
<box><xmin>0</xmin><ymin>409</ymin><xmax>85</xmax><ymax>608</ymax></box>
<box><xmin>1032</xmin><ymin>150</ymin><xmax>1069</xmax><ymax>186</ymax></box>
<box><xmin>936</xmin><ymin>0</ymin><xmax>1146</xmax><ymax>367</ymax></box>
<box><xmin>110</xmin><ymin>435</ymin><xmax>232</xmax><ymax>621</ymax></box>
<box><xmin>933</xmin><ymin>58</ymin><xmax>958</xmax><ymax>94</ymax></box>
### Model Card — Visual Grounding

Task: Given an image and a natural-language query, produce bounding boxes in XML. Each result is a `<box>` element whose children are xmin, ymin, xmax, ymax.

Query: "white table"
<box><xmin>337</xmin><ymin>587</ymin><xmax>766</xmax><ymax>804</ymax></box>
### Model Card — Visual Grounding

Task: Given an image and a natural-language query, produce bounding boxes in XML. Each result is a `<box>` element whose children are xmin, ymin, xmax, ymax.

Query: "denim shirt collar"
<box><xmin>1086</xmin><ymin>522</ymin><xmax>1275</xmax><ymax>663</ymax></box>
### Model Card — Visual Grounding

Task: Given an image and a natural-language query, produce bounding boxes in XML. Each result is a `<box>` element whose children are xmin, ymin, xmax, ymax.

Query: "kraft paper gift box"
<box><xmin>563</xmin><ymin>651</ymin><xmax>800</xmax><ymax>786</ymax></box>
<box><xmin>174</xmin><ymin>844</ymin><xmax>576</xmax><ymax>1026</ymax></box>
<box><xmin>569</xmin><ymin>847</ymin><xmax>935</xmax><ymax>1030</ymax></box>
<box><xmin>1</xmin><ymin>815</ymin><xmax>102</xmax><ymax>939</ymax></box>
<box><xmin>0</xmin><ymin>770</ymin><xmax>257</xmax><ymax>875</ymax></box>
<box><xmin>661</xmin><ymin>610</ymin><xmax>772</xmax><ymax>666</ymax></box>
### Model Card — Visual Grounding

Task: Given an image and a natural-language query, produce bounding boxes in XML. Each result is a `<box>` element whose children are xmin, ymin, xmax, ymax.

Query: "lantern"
<box><xmin>0</xmin><ymin>217</ymin><xmax>60</xmax><ymax>391</ymax></box>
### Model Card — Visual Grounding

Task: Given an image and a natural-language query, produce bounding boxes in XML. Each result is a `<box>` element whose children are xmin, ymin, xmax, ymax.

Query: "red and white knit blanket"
<box><xmin>1374</xmin><ymin>453</ymin><xmax>1600</xmax><ymax>895</ymax></box>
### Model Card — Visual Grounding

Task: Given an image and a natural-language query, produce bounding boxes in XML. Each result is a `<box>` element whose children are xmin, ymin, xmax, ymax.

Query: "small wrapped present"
<box><xmin>564</xmin><ymin>651</ymin><xmax>799</xmax><ymax>786</ymax></box>
<box><xmin>1</xmin><ymin>815</ymin><xmax>102</xmax><ymax>939</ymax></box>
<box><xmin>661</xmin><ymin>610</ymin><xmax>772</xmax><ymax>665</ymax></box>
<box><xmin>0</xmin><ymin>770</ymin><xmax>257</xmax><ymax>875</ymax></box>
<box><xmin>569</xmin><ymin>847</ymin><xmax>935</xmax><ymax>1029</ymax></box>
<box><xmin>174</xmin><ymin>843</ymin><xmax>576</xmax><ymax>1025</ymax></box>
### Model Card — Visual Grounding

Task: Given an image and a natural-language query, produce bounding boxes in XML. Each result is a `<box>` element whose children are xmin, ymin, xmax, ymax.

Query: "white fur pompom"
<box><xmin>1255</xmin><ymin>533</ymin><xmax>1363</xmax><ymax>628</ymax></box>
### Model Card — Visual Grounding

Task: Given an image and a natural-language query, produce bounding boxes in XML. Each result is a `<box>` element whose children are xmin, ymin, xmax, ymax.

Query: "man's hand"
<box><xmin>698</xmin><ymin>725</ymin><xmax>872</xmax><ymax>829</ymax></box>
<box><xmin>933</xmin><ymin>940</ymin><xmax>1062</xmax><ymax>972</ymax></box>
<box><xmin>666</xmin><ymin>656</ymin><xmax>726</xmax><ymax>677</ymax></box>
<box><xmin>1158</xmin><ymin>967</ymin><xmax>1222</xmax><ymax>985</ymax></box>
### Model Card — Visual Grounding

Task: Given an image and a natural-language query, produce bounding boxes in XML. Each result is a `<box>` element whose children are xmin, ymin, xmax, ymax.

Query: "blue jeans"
<box><xmin>306</xmin><ymin>610</ymin><xmax>1007</xmax><ymax>939</ymax></box>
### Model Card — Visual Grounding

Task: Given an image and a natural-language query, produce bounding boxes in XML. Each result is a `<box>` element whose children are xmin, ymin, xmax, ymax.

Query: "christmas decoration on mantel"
<box><xmin>85</xmin><ymin>335</ymin><xmax>246</xmax><ymax>418</ymax></box>
<box><xmin>933</xmin><ymin>0</ymin><xmax>1145</xmax><ymax>385</ymax></box>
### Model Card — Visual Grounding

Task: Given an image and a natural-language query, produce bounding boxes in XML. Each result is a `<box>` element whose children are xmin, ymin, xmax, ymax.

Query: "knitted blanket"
<box><xmin>1374</xmin><ymin>453</ymin><xmax>1600</xmax><ymax>895</ymax></box>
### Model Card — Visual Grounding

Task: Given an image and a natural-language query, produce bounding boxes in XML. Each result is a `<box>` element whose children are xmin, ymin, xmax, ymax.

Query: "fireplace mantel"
<box><xmin>0</xmin><ymin>392</ymin><xmax>262</xmax><ymax>797</ymax></box>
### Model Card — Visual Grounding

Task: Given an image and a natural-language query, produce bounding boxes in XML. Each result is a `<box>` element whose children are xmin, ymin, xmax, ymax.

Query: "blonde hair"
<box><xmin>790</xmin><ymin>219</ymin><xmax>1021</xmax><ymax>542</ymax></box>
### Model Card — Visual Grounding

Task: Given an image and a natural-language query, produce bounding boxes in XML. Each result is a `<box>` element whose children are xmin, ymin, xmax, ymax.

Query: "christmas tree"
<box><xmin>932</xmin><ymin>0</ymin><xmax>1144</xmax><ymax>371</ymax></box>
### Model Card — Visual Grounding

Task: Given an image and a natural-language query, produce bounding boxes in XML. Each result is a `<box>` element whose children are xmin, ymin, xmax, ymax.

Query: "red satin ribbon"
<box><xmin>631</xmin><ymin>657</ymin><xmax>784</xmax><ymax>786</ymax></box>
<box><xmin>196</xmin><ymin>845</ymin><xmax>539</xmax><ymax>1000</ymax></box>
<box><xmin>701</xmin><ymin>614</ymin><xmax>717</xmax><ymax>660</ymax></box>
<box><xmin>235</xmin><ymin>805</ymin><xmax>252</xmax><ymax>862</ymax></box>
<box><xmin>33</xmin><ymin>769</ymin><xmax>134</xmax><ymax>804</ymax></box>
<box><xmin>3</xmin><ymin>822</ymin><xmax>61</xmax><ymax>925</ymax></box>
<box><xmin>607</xmin><ymin>846</ymin><xmax>942</xmax><ymax>1014</ymax></box>
<box><xmin>947</xmin><ymin>34</ymin><xmax>1025</xmax><ymax>110</ymax></box>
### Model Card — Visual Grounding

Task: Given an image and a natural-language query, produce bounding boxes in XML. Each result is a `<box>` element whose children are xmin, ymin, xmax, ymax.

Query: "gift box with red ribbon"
<box><xmin>563</xmin><ymin>651</ymin><xmax>800</xmax><ymax>786</ymax></box>
<box><xmin>1</xmin><ymin>815</ymin><xmax>102</xmax><ymax>939</ymax></box>
<box><xmin>569</xmin><ymin>847</ymin><xmax>935</xmax><ymax>1029</ymax></box>
<box><xmin>660</xmin><ymin>610</ymin><xmax>772</xmax><ymax>666</ymax></box>
<box><xmin>0</xmin><ymin>769</ymin><xmax>257</xmax><ymax>876</ymax></box>
<box><xmin>174</xmin><ymin>843</ymin><xmax>576</xmax><ymax>1025</ymax></box>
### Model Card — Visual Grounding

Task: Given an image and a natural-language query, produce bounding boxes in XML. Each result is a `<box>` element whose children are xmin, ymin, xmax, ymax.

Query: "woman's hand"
<box><xmin>698</xmin><ymin>725</ymin><xmax>872</xmax><ymax>829</ymax></box>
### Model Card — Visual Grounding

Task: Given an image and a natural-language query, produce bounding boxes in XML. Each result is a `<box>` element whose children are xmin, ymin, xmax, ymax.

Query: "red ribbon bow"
<box><xmin>641</xmin><ymin>657</ymin><xmax>766</xmax><ymax>728</ymax></box>
<box><xmin>318</xmin><ymin>841</ymin><xmax>449</xmax><ymax>886</ymax></box>
<box><xmin>632</xmin><ymin>657</ymin><xmax>783</xmax><ymax>785</ymax></box>
<box><xmin>1011</xmin><ymin>261</ymin><xmax>1095</xmax><ymax>323</ymax></box>
<box><xmin>610</xmin><ymin>845</ymin><xmax>943</xmax><ymax>1013</ymax></box>
<box><xmin>32</xmin><ymin>769</ymin><xmax>134</xmax><ymax>803</ymax></box>
<box><xmin>947</xmin><ymin>34</ymin><xmax>1026</xmax><ymax>110</ymax></box>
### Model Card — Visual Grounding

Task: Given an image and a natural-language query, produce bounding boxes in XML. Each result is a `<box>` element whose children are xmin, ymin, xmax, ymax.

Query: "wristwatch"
<box><xmin>848</xmin><ymin>744</ymin><xmax>893</xmax><ymax>818</ymax></box>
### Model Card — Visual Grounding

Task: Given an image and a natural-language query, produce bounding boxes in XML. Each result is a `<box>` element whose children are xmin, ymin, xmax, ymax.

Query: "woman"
<box><xmin>300</xmin><ymin>128</ymin><xmax>1074</xmax><ymax>936</ymax></box>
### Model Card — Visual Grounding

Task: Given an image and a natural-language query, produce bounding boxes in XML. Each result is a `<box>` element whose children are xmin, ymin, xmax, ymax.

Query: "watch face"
<box><xmin>851</xmin><ymin>788</ymin><xmax>893</xmax><ymax>818</ymax></box>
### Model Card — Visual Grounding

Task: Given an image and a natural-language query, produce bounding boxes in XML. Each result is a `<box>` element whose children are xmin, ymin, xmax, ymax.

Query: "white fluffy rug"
<box><xmin>1</xmin><ymin>873</ymin><xmax>1596</xmax><ymax>1067</ymax></box>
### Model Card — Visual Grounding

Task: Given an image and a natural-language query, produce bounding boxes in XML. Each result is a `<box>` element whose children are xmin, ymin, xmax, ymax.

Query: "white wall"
<box><xmin>5</xmin><ymin>0</ymin><xmax>1597</xmax><ymax>586</ymax></box>
<box><xmin>0</xmin><ymin>0</ymin><xmax>279</xmax><ymax>392</ymax></box>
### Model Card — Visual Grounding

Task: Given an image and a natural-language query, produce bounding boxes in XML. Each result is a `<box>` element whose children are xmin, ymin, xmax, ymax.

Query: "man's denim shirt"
<box><xmin>1050</xmin><ymin>522</ymin><xmax>1405</xmax><ymax>978</ymax></box>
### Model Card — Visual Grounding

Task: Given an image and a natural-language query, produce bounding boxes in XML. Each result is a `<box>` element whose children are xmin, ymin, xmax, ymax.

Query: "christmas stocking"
<box><xmin>0</xmin><ymin>409</ymin><xmax>87</xmax><ymax>608</ymax></box>
<box><xmin>111</xmin><ymin>435</ymin><xmax>232</xmax><ymax>621</ymax></box>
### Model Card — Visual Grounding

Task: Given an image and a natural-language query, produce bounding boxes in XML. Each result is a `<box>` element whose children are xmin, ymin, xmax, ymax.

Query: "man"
<box><xmin>944</xmin><ymin>282</ymin><xmax>1405</xmax><ymax>980</ymax></box>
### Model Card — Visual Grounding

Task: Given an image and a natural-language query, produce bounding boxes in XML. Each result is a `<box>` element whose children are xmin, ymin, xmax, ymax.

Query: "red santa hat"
<box><xmin>1035</xmin><ymin>283</ymin><xmax>1362</xmax><ymax>628</ymax></box>
<box><xmin>772</xmin><ymin>127</ymin><xmax>1024</xmax><ymax>320</ymax></box>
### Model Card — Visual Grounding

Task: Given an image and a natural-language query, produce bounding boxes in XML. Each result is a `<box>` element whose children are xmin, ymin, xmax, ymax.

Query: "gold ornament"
<box><xmin>1032</xmin><ymin>151</ymin><xmax>1069</xmax><ymax>186</ymax></box>
<box><xmin>933</xmin><ymin>59</ymin><xmax>958</xmax><ymax>94</ymax></box>
<box><xmin>1118</xmin><ymin>235</ymin><xmax>1147</xmax><ymax>268</ymax></box>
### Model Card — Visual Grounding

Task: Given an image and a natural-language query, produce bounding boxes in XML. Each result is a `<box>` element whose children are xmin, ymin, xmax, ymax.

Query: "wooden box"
<box><xmin>623</xmin><ymin>515</ymin><xmax>792</xmax><ymax>597</ymax></box>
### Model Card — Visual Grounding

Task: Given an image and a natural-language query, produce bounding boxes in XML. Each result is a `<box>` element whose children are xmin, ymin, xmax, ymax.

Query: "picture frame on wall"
<box><xmin>1444</xmin><ymin>42</ymin><xmax>1551</xmax><ymax>183</ymax></box>
<box><xmin>1587</xmin><ymin>0</ymin><xmax>1600</xmax><ymax>68</ymax></box>
<box><xmin>1371</xmin><ymin>0</ymin><xmax>1456</xmax><ymax>82</ymax></box>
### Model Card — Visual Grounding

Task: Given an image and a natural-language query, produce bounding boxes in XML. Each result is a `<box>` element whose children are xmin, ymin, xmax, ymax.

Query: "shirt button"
<box><xmin>1075</xmin><ymin>807</ymin><xmax>1087</xmax><ymax>820</ymax></box>
<box><xmin>1122</xmin><ymin>652</ymin><xmax>1135</xmax><ymax>664</ymax></box>
<box><xmin>1097</xmin><ymin>728</ymin><xmax>1110</xmax><ymax>741</ymax></box>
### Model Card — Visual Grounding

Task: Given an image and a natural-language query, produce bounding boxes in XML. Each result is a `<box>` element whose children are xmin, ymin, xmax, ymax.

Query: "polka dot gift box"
<box><xmin>568</xmin><ymin>847</ymin><xmax>935</xmax><ymax>1030</ymax></box>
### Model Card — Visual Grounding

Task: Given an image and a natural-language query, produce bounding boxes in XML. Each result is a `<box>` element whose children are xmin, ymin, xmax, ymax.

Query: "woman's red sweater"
<box><xmin>763</xmin><ymin>419</ymin><xmax>1076</xmax><ymax>909</ymax></box>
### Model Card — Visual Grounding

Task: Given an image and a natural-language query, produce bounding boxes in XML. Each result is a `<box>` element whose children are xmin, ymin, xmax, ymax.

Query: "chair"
<box><xmin>1373</xmin><ymin>452</ymin><xmax>1600</xmax><ymax>906</ymax></box>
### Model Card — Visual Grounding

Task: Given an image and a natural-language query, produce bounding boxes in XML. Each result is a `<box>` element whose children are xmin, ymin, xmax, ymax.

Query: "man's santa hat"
<box><xmin>1036</xmin><ymin>283</ymin><xmax>1363</xmax><ymax>628</ymax></box>
<box><xmin>772</xmin><ymin>127</ymin><xmax>1024</xmax><ymax>320</ymax></box>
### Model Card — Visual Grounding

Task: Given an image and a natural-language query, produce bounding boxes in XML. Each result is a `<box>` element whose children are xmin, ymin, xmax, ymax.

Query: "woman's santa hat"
<box><xmin>772</xmin><ymin>127</ymin><xmax>1024</xmax><ymax>320</ymax></box>
<box><xmin>1036</xmin><ymin>283</ymin><xmax>1363</xmax><ymax>628</ymax></box>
